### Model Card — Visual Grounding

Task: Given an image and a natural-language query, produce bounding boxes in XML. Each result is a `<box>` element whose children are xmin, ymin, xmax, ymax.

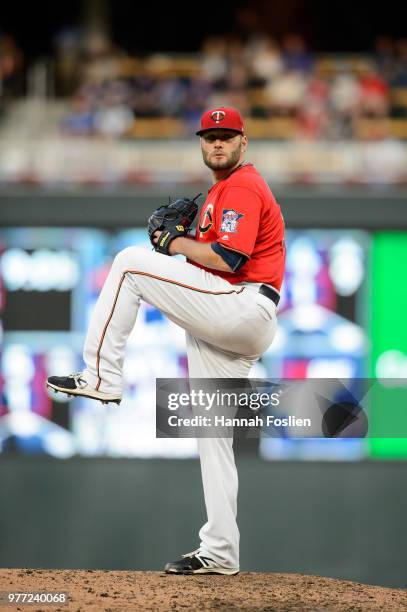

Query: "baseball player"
<box><xmin>46</xmin><ymin>107</ymin><xmax>285</xmax><ymax>575</ymax></box>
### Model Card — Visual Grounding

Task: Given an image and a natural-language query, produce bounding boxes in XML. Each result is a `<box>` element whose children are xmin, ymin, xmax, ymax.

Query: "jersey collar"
<box><xmin>208</xmin><ymin>162</ymin><xmax>253</xmax><ymax>192</ymax></box>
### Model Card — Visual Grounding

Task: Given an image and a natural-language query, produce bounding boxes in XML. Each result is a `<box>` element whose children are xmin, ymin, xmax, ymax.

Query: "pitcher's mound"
<box><xmin>1</xmin><ymin>568</ymin><xmax>406</xmax><ymax>611</ymax></box>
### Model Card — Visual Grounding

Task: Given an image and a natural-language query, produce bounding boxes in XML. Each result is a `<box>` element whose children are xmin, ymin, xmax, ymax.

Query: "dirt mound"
<box><xmin>0</xmin><ymin>568</ymin><xmax>406</xmax><ymax>611</ymax></box>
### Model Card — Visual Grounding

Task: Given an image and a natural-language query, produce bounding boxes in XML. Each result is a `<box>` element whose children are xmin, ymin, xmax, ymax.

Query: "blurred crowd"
<box><xmin>57</xmin><ymin>33</ymin><xmax>407</xmax><ymax>140</ymax></box>
<box><xmin>0</xmin><ymin>31</ymin><xmax>23</xmax><ymax>101</ymax></box>
<box><xmin>2</xmin><ymin>28</ymin><xmax>407</xmax><ymax>140</ymax></box>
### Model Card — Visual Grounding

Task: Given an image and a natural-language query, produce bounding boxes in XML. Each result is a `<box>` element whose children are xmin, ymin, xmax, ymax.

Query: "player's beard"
<box><xmin>202</xmin><ymin>142</ymin><xmax>243</xmax><ymax>171</ymax></box>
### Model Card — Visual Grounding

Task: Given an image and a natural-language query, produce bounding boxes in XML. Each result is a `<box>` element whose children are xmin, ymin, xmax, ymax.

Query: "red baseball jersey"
<box><xmin>190</xmin><ymin>164</ymin><xmax>285</xmax><ymax>290</ymax></box>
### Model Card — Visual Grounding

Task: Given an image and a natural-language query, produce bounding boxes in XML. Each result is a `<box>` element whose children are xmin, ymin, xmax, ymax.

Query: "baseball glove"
<box><xmin>148</xmin><ymin>194</ymin><xmax>201</xmax><ymax>255</ymax></box>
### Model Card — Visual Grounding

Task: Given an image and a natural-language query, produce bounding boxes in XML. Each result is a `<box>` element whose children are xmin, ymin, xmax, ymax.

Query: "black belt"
<box><xmin>259</xmin><ymin>284</ymin><xmax>280</xmax><ymax>306</ymax></box>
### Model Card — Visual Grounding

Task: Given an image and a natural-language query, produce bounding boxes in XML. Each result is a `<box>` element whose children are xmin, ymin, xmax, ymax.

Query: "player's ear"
<box><xmin>241</xmin><ymin>134</ymin><xmax>248</xmax><ymax>150</ymax></box>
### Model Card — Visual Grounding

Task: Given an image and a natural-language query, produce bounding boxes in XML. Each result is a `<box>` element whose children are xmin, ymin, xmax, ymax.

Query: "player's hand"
<box><xmin>152</xmin><ymin>230</ymin><xmax>161</xmax><ymax>245</ymax></box>
<box><xmin>152</xmin><ymin>231</ymin><xmax>180</xmax><ymax>255</ymax></box>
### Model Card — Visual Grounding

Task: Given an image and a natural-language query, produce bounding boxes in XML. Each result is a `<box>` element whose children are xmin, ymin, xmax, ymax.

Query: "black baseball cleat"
<box><xmin>46</xmin><ymin>373</ymin><xmax>121</xmax><ymax>405</ymax></box>
<box><xmin>164</xmin><ymin>549</ymin><xmax>239</xmax><ymax>575</ymax></box>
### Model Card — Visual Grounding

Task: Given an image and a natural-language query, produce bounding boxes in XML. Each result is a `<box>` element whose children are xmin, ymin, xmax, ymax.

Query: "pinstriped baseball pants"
<box><xmin>82</xmin><ymin>246</ymin><xmax>277</xmax><ymax>569</ymax></box>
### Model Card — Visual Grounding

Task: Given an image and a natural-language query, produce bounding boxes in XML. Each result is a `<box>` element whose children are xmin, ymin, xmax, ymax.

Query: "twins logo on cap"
<box><xmin>211</xmin><ymin>110</ymin><xmax>226</xmax><ymax>124</ymax></box>
<box><xmin>196</xmin><ymin>107</ymin><xmax>244</xmax><ymax>135</ymax></box>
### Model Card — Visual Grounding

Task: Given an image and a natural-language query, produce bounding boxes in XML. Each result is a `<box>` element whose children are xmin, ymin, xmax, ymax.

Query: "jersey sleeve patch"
<box><xmin>220</xmin><ymin>209</ymin><xmax>244</xmax><ymax>233</ymax></box>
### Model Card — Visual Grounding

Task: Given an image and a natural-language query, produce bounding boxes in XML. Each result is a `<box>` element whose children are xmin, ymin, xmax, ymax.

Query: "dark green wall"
<box><xmin>1</xmin><ymin>457</ymin><xmax>406</xmax><ymax>588</ymax></box>
<box><xmin>1</xmin><ymin>186</ymin><xmax>407</xmax><ymax>229</ymax></box>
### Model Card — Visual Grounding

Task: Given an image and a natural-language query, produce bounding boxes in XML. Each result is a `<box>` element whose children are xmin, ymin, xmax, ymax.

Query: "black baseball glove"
<box><xmin>148</xmin><ymin>194</ymin><xmax>201</xmax><ymax>255</ymax></box>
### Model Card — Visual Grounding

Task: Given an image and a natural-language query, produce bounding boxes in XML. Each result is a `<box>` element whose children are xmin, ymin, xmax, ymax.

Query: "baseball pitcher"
<box><xmin>46</xmin><ymin>107</ymin><xmax>286</xmax><ymax>575</ymax></box>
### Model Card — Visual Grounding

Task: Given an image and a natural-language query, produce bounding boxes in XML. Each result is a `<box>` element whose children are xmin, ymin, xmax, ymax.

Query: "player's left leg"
<box><xmin>164</xmin><ymin>333</ymin><xmax>258</xmax><ymax>575</ymax></box>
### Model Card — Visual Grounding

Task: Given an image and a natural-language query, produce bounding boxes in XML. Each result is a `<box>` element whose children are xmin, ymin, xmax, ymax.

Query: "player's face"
<box><xmin>200</xmin><ymin>130</ymin><xmax>248</xmax><ymax>171</ymax></box>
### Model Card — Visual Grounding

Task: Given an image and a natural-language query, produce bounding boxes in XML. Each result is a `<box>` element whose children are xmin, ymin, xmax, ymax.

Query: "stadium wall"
<box><xmin>2</xmin><ymin>186</ymin><xmax>407</xmax><ymax>228</ymax></box>
<box><xmin>0</xmin><ymin>457</ymin><xmax>406</xmax><ymax>588</ymax></box>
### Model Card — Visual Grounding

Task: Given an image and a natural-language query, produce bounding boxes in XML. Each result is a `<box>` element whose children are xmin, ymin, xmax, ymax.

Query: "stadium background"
<box><xmin>1</xmin><ymin>0</ymin><xmax>407</xmax><ymax>590</ymax></box>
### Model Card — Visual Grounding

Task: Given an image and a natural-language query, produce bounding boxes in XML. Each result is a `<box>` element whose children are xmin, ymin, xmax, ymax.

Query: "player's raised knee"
<box><xmin>113</xmin><ymin>245</ymin><xmax>145</xmax><ymax>267</ymax></box>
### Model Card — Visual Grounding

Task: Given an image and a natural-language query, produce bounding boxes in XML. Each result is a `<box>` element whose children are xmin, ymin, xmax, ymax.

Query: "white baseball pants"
<box><xmin>82</xmin><ymin>246</ymin><xmax>277</xmax><ymax>570</ymax></box>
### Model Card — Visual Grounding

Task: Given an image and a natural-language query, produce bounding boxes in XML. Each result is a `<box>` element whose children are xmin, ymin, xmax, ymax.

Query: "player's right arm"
<box><xmin>169</xmin><ymin>236</ymin><xmax>234</xmax><ymax>272</ymax></box>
